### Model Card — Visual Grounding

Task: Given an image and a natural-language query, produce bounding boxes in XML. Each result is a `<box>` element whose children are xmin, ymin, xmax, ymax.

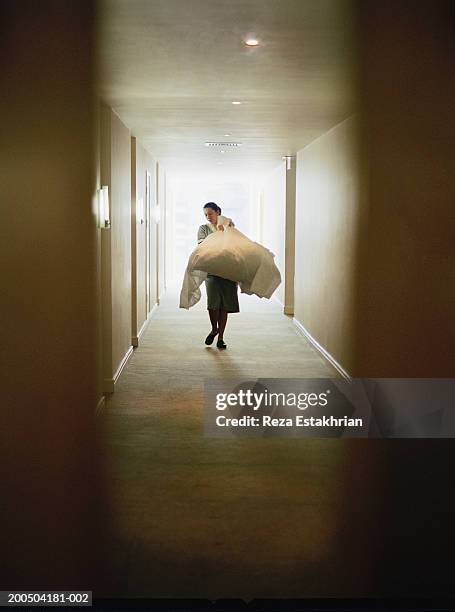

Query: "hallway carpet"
<box><xmin>101</xmin><ymin>286</ymin><xmax>363</xmax><ymax>599</ymax></box>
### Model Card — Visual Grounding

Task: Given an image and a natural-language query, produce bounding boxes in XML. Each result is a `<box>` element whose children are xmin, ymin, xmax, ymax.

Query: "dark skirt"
<box><xmin>205</xmin><ymin>274</ymin><xmax>240</xmax><ymax>312</ymax></box>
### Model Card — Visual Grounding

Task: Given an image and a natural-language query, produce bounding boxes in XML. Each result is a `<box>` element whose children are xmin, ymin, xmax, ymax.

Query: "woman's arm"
<box><xmin>197</xmin><ymin>224</ymin><xmax>210</xmax><ymax>244</ymax></box>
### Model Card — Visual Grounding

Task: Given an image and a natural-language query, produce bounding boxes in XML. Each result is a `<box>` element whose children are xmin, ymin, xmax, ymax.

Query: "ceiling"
<box><xmin>98</xmin><ymin>0</ymin><xmax>356</xmax><ymax>180</ymax></box>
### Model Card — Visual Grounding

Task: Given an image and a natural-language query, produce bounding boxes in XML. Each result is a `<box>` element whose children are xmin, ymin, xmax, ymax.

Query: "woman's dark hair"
<box><xmin>203</xmin><ymin>202</ymin><xmax>221</xmax><ymax>215</ymax></box>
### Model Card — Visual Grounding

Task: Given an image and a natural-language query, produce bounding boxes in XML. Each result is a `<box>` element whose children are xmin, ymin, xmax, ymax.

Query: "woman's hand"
<box><xmin>216</xmin><ymin>218</ymin><xmax>234</xmax><ymax>231</ymax></box>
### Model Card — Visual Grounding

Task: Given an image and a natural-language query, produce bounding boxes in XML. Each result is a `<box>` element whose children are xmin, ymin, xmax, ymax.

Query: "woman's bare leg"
<box><xmin>218</xmin><ymin>310</ymin><xmax>228</xmax><ymax>340</ymax></box>
<box><xmin>208</xmin><ymin>309</ymin><xmax>219</xmax><ymax>334</ymax></box>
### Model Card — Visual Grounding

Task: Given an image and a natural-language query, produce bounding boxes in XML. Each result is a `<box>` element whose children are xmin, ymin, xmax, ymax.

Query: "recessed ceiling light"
<box><xmin>245</xmin><ymin>38</ymin><xmax>259</xmax><ymax>46</ymax></box>
<box><xmin>232</xmin><ymin>101</ymin><xmax>242</xmax><ymax>105</ymax></box>
<box><xmin>224</xmin><ymin>134</ymin><xmax>231</xmax><ymax>137</ymax></box>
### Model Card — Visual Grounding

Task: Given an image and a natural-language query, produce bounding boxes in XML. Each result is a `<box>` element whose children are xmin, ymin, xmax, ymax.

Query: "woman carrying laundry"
<box><xmin>197</xmin><ymin>202</ymin><xmax>239</xmax><ymax>349</ymax></box>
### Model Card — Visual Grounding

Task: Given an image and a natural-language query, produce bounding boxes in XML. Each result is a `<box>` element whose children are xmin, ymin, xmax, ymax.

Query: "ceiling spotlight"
<box><xmin>245</xmin><ymin>38</ymin><xmax>259</xmax><ymax>46</ymax></box>
<box><xmin>224</xmin><ymin>133</ymin><xmax>231</xmax><ymax>137</ymax></box>
<box><xmin>232</xmin><ymin>101</ymin><xmax>242</xmax><ymax>105</ymax></box>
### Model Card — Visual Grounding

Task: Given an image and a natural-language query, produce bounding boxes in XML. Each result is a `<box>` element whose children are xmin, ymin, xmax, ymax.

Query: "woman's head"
<box><xmin>203</xmin><ymin>202</ymin><xmax>221</xmax><ymax>225</ymax></box>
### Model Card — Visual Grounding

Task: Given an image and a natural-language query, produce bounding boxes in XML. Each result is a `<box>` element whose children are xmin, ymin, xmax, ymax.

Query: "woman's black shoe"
<box><xmin>205</xmin><ymin>331</ymin><xmax>218</xmax><ymax>345</ymax></box>
<box><xmin>216</xmin><ymin>339</ymin><xmax>227</xmax><ymax>350</ymax></box>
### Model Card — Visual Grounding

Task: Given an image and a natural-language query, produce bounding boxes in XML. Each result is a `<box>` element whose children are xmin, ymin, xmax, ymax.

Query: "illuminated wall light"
<box><xmin>232</xmin><ymin>101</ymin><xmax>242</xmax><ymax>105</ymax></box>
<box><xmin>245</xmin><ymin>38</ymin><xmax>259</xmax><ymax>46</ymax></box>
<box><xmin>137</xmin><ymin>197</ymin><xmax>144</xmax><ymax>224</ymax></box>
<box><xmin>97</xmin><ymin>185</ymin><xmax>110</xmax><ymax>229</ymax></box>
<box><xmin>282</xmin><ymin>155</ymin><xmax>294</xmax><ymax>171</ymax></box>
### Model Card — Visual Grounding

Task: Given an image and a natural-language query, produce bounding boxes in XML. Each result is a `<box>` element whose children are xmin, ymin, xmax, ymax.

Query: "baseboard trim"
<box><xmin>95</xmin><ymin>394</ymin><xmax>106</xmax><ymax>416</ymax></box>
<box><xmin>284</xmin><ymin>305</ymin><xmax>294</xmax><ymax>316</ymax></box>
<box><xmin>103</xmin><ymin>344</ymin><xmax>134</xmax><ymax>393</ymax></box>
<box><xmin>293</xmin><ymin>317</ymin><xmax>351</xmax><ymax>381</ymax></box>
<box><xmin>114</xmin><ymin>344</ymin><xmax>134</xmax><ymax>382</ymax></box>
<box><xmin>132</xmin><ymin>302</ymin><xmax>158</xmax><ymax>347</ymax></box>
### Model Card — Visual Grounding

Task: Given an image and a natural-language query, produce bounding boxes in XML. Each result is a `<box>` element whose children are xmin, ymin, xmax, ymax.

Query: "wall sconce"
<box><xmin>282</xmin><ymin>155</ymin><xmax>294</xmax><ymax>171</ymax></box>
<box><xmin>97</xmin><ymin>185</ymin><xmax>111</xmax><ymax>228</ymax></box>
<box><xmin>137</xmin><ymin>197</ymin><xmax>144</xmax><ymax>225</ymax></box>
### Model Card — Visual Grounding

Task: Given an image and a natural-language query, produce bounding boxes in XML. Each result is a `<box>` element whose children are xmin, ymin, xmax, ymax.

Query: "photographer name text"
<box><xmin>215</xmin><ymin>415</ymin><xmax>362</xmax><ymax>428</ymax></box>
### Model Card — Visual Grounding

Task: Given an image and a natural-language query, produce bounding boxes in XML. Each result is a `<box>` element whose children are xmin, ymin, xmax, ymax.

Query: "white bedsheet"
<box><xmin>179</xmin><ymin>226</ymin><xmax>281</xmax><ymax>309</ymax></box>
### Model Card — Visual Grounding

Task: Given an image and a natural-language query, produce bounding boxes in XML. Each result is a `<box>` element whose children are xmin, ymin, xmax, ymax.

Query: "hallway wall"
<box><xmin>260</xmin><ymin>161</ymin><xmax>286</xmax><ymax>306</ymax></box>
<box><xmin>131</xmin><ymin>137</ymin><xmax>158</xmax><ymax>343</ymax></box>
<box><xmin>284</xmin><ymin>162</ymin><xmax>297</xmax><ymax>315</ymax></box>
<box><xmin>94</xmin><ymin>103</ymin><xmax>104</xmax><ymax>403</ymax></box>
<box><xmin>1</xmin><ymin>0</ymin><xmax>106</xmax><ymax>589</ymax></box>
<box><xmin>100</xmin><ymin>104</ymin><xmax>132</xmax><ymax>391</ymax></box>
<box><xmin>353</xmin><ymin>0</ymin><xmax>455</xmax><ymax>377</ymax></box>
<box><xmin>294</xmin><ymin>116</ymin><xmax>360</xmax><ymax>376</ymax></box>
<box><xmin>342</xmin><ymin>2</ymin><xmax>455</xmax><ymax>598</ymax></box>
<box><xmin>157</xmin><ymin>163</ymin><xmax>167</xmax><ymax>298</ymax></box>
<box><xmin>165</xmin><ymin>178</ymin><xmax>175</xmax><ymax>283</ymax></box>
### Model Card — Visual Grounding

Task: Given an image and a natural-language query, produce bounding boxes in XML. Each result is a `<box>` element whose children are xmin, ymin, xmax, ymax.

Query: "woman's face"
<box><xmin>204</xmin><ymin>207</ymin><xmax>218</xmax><ymax>225</ymax></box>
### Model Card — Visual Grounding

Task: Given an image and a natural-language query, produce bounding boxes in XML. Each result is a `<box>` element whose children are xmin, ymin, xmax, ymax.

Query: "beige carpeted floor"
<box><xmin>100</xmin><ymin>285</ymin><xmax>366</xmax><ymax>599</ymax></box>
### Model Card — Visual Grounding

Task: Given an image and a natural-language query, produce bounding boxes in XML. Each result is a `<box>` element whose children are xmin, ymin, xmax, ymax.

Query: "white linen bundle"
<box><xmin>179</xmin><ymin>226</ymin><xmax>281</xmax><ymax>309</ymax></box>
